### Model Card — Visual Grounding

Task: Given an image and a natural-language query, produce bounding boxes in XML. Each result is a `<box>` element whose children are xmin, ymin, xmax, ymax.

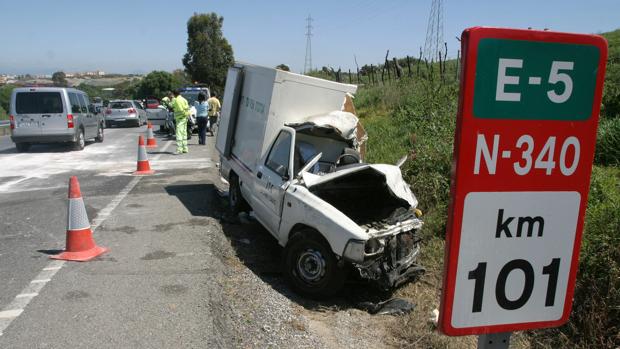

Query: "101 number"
<box><xmin>468</xmin><ymin>258</ymin><xmax>560</xmax><ymax>312</ymax></box>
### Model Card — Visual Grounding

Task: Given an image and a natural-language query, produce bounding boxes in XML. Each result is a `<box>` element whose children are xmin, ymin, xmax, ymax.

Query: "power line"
<box><xmin>304</xmin><ymin>15</ymin><xmax>313</xmax><ymax>74</ymax></box>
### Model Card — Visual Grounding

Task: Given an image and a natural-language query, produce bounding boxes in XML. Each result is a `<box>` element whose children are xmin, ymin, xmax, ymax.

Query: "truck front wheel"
<box><xmin>283</xmin><ymin>229</ymin><xmax>347</xmax><ymax>299</ymax></box>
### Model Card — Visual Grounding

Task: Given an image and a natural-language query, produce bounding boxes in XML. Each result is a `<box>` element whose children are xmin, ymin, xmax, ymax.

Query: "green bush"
<box><xmin>531</xmin><ymin>166</ymin><xmax>620</xmax><ymax>348</ymax></box>
<box><xmin>596</xmin><ymin>117</ymin><xmax>620</xmax><ymax>166</ymax></box>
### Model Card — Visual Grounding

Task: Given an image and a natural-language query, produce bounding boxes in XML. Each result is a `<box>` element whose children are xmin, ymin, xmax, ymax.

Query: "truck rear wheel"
<box><xmin>95</xmin><ymin>123</ymin><xmax>104</xmax><ymax>143</ymax></box>
<box><xmin>229</xmin><ymin>174</ymin><xmax>250</xmax><ymax>214</ymax></box>
<box><xmin>283</xmin><ymin>229</ymin><xmax>347</xmax><ymax>299</ymax></box>
<box><xmin>73</xmin><ymin>129</ymin><xmax>85</xmax><ymax>151</ymax></box>
<box><xmin>15</xmin><ymin>142</ymin><xmax>31</xmax><ymax>152</ymax></box>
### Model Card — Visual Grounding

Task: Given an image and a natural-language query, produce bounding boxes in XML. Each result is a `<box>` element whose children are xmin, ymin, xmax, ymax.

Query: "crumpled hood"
<box><xmin>301</xmin><ymin>164</ymin><xmax>418</xmax><ymax>208</ymax></box>
<box><xmin>287</xmin><ymin>111</ymin><xmax>360</xmax><ymax>143</ymax></box>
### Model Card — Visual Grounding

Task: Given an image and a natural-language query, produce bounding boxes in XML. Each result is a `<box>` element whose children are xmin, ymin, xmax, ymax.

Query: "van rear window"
<box><xmin>110</xmin><ymin>102</ymin><xmax>132</xmax><ymax>109</ymax></box>
<box><xmin>16</xmin><ymin>92</ymin><xmax>64</xmax><ymax>114</ymax></box>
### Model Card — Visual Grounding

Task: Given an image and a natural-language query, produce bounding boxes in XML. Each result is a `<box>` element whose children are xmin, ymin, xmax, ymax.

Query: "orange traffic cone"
<box><xmin>133</xmin><ymin>135</ymin><xmax>155</xmax><ymax>175</ymax></box>
<box><xmin>146</xmin><ymin>121</ymin><xmax>157</xmax><ymax>148</ymax></box>
<box><xmin>51</xmin><ymin>176</ymin><xmax>108</xmax><ymax>262</ymax></box>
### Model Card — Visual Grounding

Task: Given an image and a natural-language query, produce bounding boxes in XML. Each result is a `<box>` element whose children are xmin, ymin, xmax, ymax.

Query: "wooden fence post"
<box><xmin>384</xmin><ymin>50</ymin><xmax>391</xmax><ymax>82</ymax></box>
<box><xmin>406</xmin><ymin>56</ymin><xmax>412</xmax><ymax>77</ymax></box>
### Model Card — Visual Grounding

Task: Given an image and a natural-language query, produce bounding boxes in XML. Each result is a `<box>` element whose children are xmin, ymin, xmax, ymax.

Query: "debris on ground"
<box><xmin>356</xmin><ymin>298</ymin><xmax>416</xmax><ymax>315</ymax></box>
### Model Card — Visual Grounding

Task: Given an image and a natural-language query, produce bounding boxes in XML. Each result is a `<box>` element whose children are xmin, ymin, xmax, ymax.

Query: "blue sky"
<box><xmin>0</xmin><ymin>0</ymin><xmax>618</xmax><ymax>75</ymax></box>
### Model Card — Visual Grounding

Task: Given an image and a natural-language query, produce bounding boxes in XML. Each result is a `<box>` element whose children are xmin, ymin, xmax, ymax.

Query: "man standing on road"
<box><xmin>170</xmin><ymin>90</ymin><xmax>190</xmax><ymax>154</ymax></box>
<box><xmin>207</xmin><ymin>92</ymin><xmax>221</xmax><ymax>136</ymax></box>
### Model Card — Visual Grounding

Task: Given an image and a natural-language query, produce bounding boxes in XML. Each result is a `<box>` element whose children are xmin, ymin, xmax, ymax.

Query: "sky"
<box><xmin>0</xmin><ymin>0</ymin><xmax>619</xmax><ymax>75</ymax></box>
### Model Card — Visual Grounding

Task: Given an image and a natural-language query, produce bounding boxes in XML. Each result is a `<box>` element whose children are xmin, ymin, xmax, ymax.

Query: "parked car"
<box><xmin>146</xmin><ymin>98</ymin><xmax>160</xmax><ymax>109</ymax></box>
<box><xmin>9</xmin><ymin>87</ymin><xmax>104</xmax><ymax>152</ymax></box>
<box><xmin>104</xmin><ymin>100</ymin><xmax>147</xmax><ymax>127</ymax></box>
<box><xmin>217</xmin><ymin>63</ymin><xmax>424</xmax><ymax>298</ymax></box>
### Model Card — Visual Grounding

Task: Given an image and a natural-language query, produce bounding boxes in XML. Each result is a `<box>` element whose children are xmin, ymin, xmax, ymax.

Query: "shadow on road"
<box><xmin>165</xmin><ymin>180</ymin><xmax>393</xmax><ymax>313</ymax></box>
<box><xmin>0</xmin><ymin>143</ymin><xmax>78</xmax><ymax>154</ymax></box>
<box><xmin>37</xmin><ymin>249</ymin><xmax>63</xmax><ymax>255</ymax></box>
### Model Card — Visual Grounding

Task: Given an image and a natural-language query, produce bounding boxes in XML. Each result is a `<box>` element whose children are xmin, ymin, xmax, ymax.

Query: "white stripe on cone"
<box><xmin>67</xmin><ymin>197</ymin><xmax>90</xmax><ymax>231</ymax></box>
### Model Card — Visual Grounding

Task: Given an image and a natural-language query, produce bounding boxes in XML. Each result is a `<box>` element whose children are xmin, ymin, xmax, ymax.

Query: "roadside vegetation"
<box><xmin>348</xmin><ymin>28</ymin><xmax>620</xmax><ymax>348</ymax></box>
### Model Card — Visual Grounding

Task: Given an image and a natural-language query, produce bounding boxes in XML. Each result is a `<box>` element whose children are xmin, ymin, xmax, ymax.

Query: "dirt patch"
<box><xmin>125</xmin><ymin>203</ymin><xmax>143</xmax><ymax>208</ymax></box>
<box><xmin>153</xmin><ymin>222</ymin><xmax>178</xmax><ymax>233</ymax></box>
<box><xmin>62</xmin><ymin>290</ymin><xmax>90</xmax><ymax>301</ymax></box>
<box><xmin>160</xmin><ymin>284</ymin><xmax>188</xmax><ymax>295</ymax></box>
<box><xmin>141</xmin><ymin>250</ymin><xmax>176</xmax><ymax>260</ymax></box>
<box><xmin>114</xmin><ymin>226</ymin><xmax>138</xmax><ymax>235</ymax></box>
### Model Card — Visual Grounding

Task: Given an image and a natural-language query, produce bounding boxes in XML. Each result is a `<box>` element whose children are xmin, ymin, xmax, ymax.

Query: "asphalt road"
<box><xmin>0</xmin><ymin>127</ymin><xmax>239</xmax><ymax>347</ymax></box>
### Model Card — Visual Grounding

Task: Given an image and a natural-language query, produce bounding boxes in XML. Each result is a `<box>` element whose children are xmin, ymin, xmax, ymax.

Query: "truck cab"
<box><xmin>216</xmin><ymin>63</ymin><xmax>423</xmax><ymax>297</ymax></box>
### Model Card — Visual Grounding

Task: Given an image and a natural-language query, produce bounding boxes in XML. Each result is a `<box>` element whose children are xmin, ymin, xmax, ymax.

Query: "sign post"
<box><xmin>439</xmin><ymin>27</ymin><xmax>608</xmax><ymax>344</ymax></box>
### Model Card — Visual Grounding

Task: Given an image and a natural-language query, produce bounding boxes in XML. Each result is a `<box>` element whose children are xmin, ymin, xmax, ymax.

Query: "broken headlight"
<box><xmin>343</xmin><ymin>239</ymin><xmax>365</xmax><ymax>263</ymax></box>
<box><xmin>364</xmin><ymin>238</ymin><xmax>385</xmax><ymax>257</ymax></box>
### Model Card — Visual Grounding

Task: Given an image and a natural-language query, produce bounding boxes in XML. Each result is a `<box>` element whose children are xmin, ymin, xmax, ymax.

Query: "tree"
<box><xmin>276</xmin><ymin>64</ymin><xmax>290</xmax><ymax>72</ymax></box>
<box><xmin>171</xmin><ymin>69</ymin><xmax>191</xmax><ymax>87</ymax></box>
<box><xmin>182</xmin><ymin>13</ymin><xmax>234</xmax><ymax>92</ymax></box>
<box><xmin>52</xmin><ymin>71</ymin><xmax>68</xmax><ymax>87</ymax></box>
<box><xmin>0</xmin><ymin>105</ymin><xmax>7</xmax><ymax>121</ymax></box>
<box><xmin>0</xmin><ymin>85</ymin><xmax>14</xmax><ymax>112</ymax></box>
<box><xmin>135</xmin><ymin>71</ymin><xmax>176</xmax><ymax>99</ymax></box>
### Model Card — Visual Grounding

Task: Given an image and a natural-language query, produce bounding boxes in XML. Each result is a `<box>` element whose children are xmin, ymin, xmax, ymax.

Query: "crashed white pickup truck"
<box><xmin>216</xmin><ymin>63</ymin><xmax>423</xmax><ymax>297</ymax></box>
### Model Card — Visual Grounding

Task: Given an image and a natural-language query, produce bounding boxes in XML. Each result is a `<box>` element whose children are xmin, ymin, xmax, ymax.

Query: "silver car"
<box><xmin>104</xmin><ymin>100</ymin><xmax>147</xmax><ymax>127</ymax></box>
<box><xmin>9</xmin><ymin>87</ymin><xmax>104</xmax><ymax>152</ymax></box>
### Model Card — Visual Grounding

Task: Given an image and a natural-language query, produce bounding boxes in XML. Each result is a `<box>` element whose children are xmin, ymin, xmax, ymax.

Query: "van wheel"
<box><xmin>15</xmin><ymin>142</ymin><xmax>31</xmax><ymax>152</ymax></box>
<box><xmin>229</xmin><ymin>174</ymin><xmax>250</xmax><ymax>214</ymax></box>
<box><xmin>283</xmin><ymin>229</ymin><xmax>347</xmax><ymax>299</ymax></box>
<box><xmin>73</xmin><ymin>129</ymin><xmax>85</xmax><ymax>151</ymax></box>
<box><xmin>95</xmin><ymin>123</ymin><xmax>104</xmax><ymax>142</ymax></box>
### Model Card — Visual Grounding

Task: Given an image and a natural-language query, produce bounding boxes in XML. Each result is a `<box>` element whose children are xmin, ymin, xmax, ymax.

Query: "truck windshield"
<box><xmin>181</xmin><ymin>92</ymin><xmax>200</xmax><ymax>105</ymax></box>
<box><xmin>16</xmin><ymin>92</ymin><xmax>64</xmax><ymax>114</ymax></box>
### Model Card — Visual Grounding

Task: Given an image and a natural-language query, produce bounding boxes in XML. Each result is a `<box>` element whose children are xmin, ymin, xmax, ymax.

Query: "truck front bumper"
<box><xmin>352</xmin><ymin>229</ymin><xmax>425</xmax><ymax>290</ymax></box>
<box><xmin>11</xmin><ymin>134</ymin><xmax>76</xmax><ymax>144</ymax></box>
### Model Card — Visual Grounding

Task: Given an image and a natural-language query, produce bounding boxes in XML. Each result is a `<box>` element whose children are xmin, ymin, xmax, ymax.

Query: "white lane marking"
<box><xmin>0</xmin><ymin>139</ymin><xmax>174</xmax><ymax>337</ymax></box>
<box><xmin>0</xmin><ymin>310</ymin><xmax>23</xmax><ymax>319</ymax></box>
<box><xmin>15</xmin><ymin>293</ymin><xmax>38</xmax><ymax>299</ymax></box>
<box><xmin>42</xmin><ymin>266</ymin><xmax>62</xmax><ymax>271</ymax></box>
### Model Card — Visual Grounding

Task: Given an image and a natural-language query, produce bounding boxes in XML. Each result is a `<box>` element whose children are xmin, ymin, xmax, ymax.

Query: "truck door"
<box><xmin>253</xmin><ymin>127</ymin><xmax>295</xmax><ymax>234</ymax></box>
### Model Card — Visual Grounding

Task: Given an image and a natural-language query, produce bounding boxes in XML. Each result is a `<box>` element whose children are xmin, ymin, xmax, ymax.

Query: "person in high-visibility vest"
<box><xmin>207</xmin><ymin>92</ymin><xmax>221</xmax><ymax>136</ymax></box>
<box><xmin>170</xmin><ymin>90</ymin><xmax>190</xmax><ymax>154</ymax></box>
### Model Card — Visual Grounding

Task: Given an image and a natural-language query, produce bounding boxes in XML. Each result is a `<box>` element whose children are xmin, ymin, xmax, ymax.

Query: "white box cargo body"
<box><xmin>216</xmin><ymin>63</ymin><xmax>357</xmax><ymax>172</ymax></box>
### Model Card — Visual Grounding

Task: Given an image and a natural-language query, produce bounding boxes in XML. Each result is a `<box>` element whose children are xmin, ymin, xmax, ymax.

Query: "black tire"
<box><xmin>15</xmin><ymin>142</ymin><xmax>31</xmax><ymax>152</ymax></box>
<box><xmin>159</xmin><ymin>125</ymin><xmax>165</xmax><ymax>132</ymax></box>
<box><xmin>95</xmin><ymin>123</ymin><xmax>104</xmax><ymax>143</ymax></box>
<box><xmin>134</xmin><ymin>120</ymin><xmax>141</xmax><ymax>128</ymax></box>
<box><xmin>228</xmin><ymin>174</ymin><xmax>250</xmax><ymax>214</ymax></box>
<box><xmin>105</xmin><ymin>121</ymin><xmax>112</xmax><ymax>128</ymax></box>
<box><xmin>283</xmin><ymin>229</ymin><xmax>348</xmax><ymax>299</ymax></box>
<box><xmin>73</xmin><ymin>128</ymin><xmax>85</xmax><ymax>151</ymax></box>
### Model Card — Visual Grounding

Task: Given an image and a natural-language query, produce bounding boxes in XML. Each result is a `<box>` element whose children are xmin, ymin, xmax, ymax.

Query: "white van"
<box><xmin>216</xmin><ymin>63</ymin><xmax>424</xmax><ymax>297</ymax></box>
<box><xmin>9</xmin><ymin>87</ymin><xmax>104</xmax><ymax>151</ymax></box>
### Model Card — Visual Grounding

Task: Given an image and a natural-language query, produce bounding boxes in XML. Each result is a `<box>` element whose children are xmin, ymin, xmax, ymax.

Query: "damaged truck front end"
<box><xmin>302</xmin><ymin>164</ymin><xmax>425</xmax><ymax>291</ymax></box>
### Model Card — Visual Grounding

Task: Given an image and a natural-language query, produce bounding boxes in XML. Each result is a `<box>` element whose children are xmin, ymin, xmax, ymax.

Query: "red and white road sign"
<box><xmin>439</xmin><ymin>27</ymin><xmax>608</xmax><ymax>336</ymax></box>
